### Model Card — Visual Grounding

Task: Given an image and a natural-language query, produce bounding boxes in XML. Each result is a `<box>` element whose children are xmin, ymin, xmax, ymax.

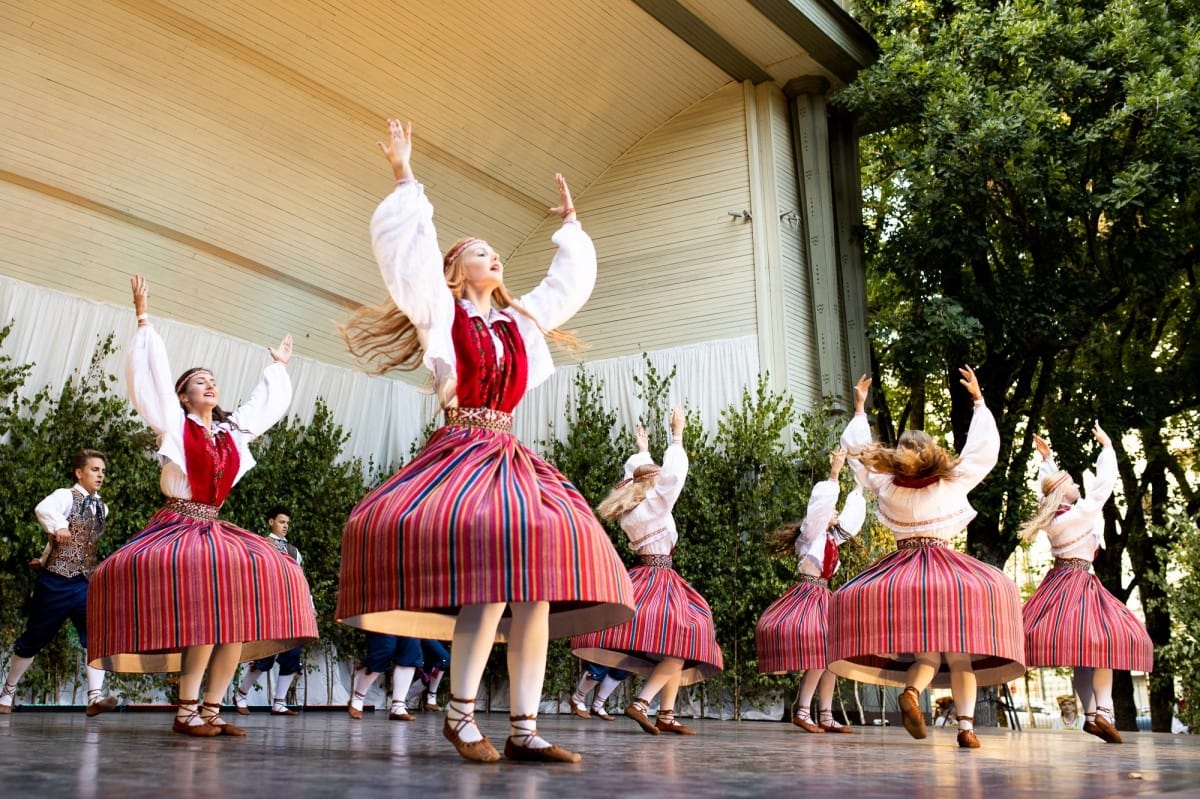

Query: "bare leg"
<box><xmin>447</xmin><ymin>603</ymin><xmax>506</xmax><ymax>745</ymax></box>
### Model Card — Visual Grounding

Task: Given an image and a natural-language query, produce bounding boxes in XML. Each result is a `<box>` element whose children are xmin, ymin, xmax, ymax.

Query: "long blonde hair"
<box><xmin>851</xmin><ymin>429</ymin><xmax>960</xmax><ymax>482</ymax></box>
<box><xmin>596</xmin><ymin>464</ymin><xmax>660</xmax><ymax>521</ymax></box>
<box><xmin>341</xmin><ymin>236</ymin><xmax>579</xmax><ymax>375</ymax></box>
<box><xmin>1018</xmin><ymin>471</ymin><xmax>1074</xmax><ymax>543</ymax></box>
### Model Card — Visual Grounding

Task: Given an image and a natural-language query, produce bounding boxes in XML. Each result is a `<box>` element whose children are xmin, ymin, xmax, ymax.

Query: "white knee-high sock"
<box><xmin>1092</xmin><ymin>668</ymin><xmax>1114</xmax><ymax>720</ymax></box>
<box><xmin>238</xmin><ymin>667</ymin><xmax>263</xmax><ymax>696</ymax></box>
<box><xmin>945</xmin><ymin>653</ymin><xmax>977</xmax><ymax>726</ymax></box>
<box><xmin>796</xmin><ymin>668</ymin><xmax>824</xmax><ymax>719</ymax></box>
<box><xmin>274</xmin><ymin>673</ymin><xmax>295</xmax><ymax>703</ymax></box>
<box><xmin>351</xmin><ymin>670</ymin><xmax>380</xmax><ymax>710</ymax></box>
<box><xmin>391</xmin><ymin>666</ymin><xmax>416</xmax><ymax>704</ymax></box>
<box><xmin>0</xmin><ymin>656</ymin><xmax>34</xmax><ymax>706</ymax></box>
<box><xmin>572</xmin><ymin>674</ymin><xmax>600</xmax><ymax>704</ymax></box>
<box><xmin>594</xmin><ymin>674</ymin><xmax>623</xmax><ymax>708</ymax></box>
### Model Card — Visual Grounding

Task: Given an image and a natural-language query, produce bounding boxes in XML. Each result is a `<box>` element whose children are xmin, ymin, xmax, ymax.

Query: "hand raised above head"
<box><xmin>958</xmin><ymin>365</ymin><xmax>982</xmax><ymax>401</ymax></box>
<box><xmin>269</xmin><ymin>334</ymin><xmax>294</xmax><ymax>365</ymax></box>
<box><xmin>377</xmin><ymin>119</ymin><xmax>414</xmax><ymax>181</ymax></box>
<box><xmin>1092</xmin><ymin>421</ymin><xmax>1111</xmax><ymax>447</ymax></box>
<box><xmin>548</xmin><ymin>173</ymin><xmax>576</xmax><ymax>221</ymax></box>
<box><xmin>130</xmin><ymin>274</ymin><xmax>149</xmax><ymax>319</ymax></box>
<box><xmin>635</xmin><ymin>425</ymin><xmax>649</xmax><ymax>452</ymax></box>
<box><xmin>853</xmin><ymin>374</ymin><xmax>872</xmax><ymax>411</ymax></box>
<box><xmin>1033</xmin><ymin>433</ymin><xmax>1051</xmax><ymax>460</ymax></box>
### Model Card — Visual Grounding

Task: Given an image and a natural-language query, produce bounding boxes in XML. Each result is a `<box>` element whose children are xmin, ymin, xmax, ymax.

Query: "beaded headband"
<box><xmin>443</xmin><ymin>238</ymin><xmax>485</xmax><ymax>270</ymax></box>
<box><xmin>1045</xmin><ymin>470</ymin><xmax>1072</xmax><ymax>494</ymax></box>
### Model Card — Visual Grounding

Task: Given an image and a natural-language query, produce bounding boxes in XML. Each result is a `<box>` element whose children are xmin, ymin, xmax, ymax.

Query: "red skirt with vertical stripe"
<box><xmin>1023</xmin><ymin>563</ymin><xmax>1153</xmax><ymax>671</ymax></box>
<box><xmin>755</xmin><ymin>578</ymin><xmax>830</xmax><ymax>674</ymax></box>
<box><xmin>570</xmin><ymin>564</ymin><xmax>724</xmax><ymax>686</ymax></box>
<box><xmin>826</xmin><ymin>543</ymin><xmax>1026</xmax><ymax>688</ymax></box>
<box><xmin>86</xmin><ymin>507</ymin><xmax>318</xmax><ymax>673</ymax></box>
<box><xmin>335</xmin><ymin>424</ymin><xmax>635</xmax><ymax>641</ymax></box>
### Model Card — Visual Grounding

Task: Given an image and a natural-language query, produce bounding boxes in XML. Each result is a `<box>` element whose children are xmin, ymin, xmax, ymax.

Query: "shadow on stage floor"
<box><xmin>3</xmin><ymin>708</ymin><xmax>1199</xmax><ymax>799</ymax></box>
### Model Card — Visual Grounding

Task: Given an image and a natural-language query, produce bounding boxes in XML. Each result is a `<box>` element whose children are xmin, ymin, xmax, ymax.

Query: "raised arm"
<box><xmin>948</xmin><ymin>365</ymin><xmax>1000</xmax><ymax>489</ymax></box>
<box><xmin>228</xmin><ymin>335</ymin><xmax>294</xmax><ymax>438</ymax></box>
<box><xmin>1075</xmin><ymin>422</ymin><xmax>1118</xmax><ymax>513</ymax></box>
<box><xmin>650</xmin><ymin>407</ymin><xmax>689</xmax><ymax>509</ymax></box>
<box><xmin>841</xmin><ymin>374</ymin><xmax>887</xmax><ymax>492</ymax></box>
<box><xmin>623</xmin><ymin>425</ymin><xmax>654</xmax><ymax>479</ymax></box>
<box><xmin>517</xmin><ymin>174</ymin><xmax>597</xmax><ymax>331</ymax></box>
<box><xmin>368</xmin><ymin>120</ymin><xmax>455</xmax><ymax>370</ymax></box>
<box><xmin>125</xmin><ymin>275</ymin><xmax>185</xmax><ymax>438</ymax></box>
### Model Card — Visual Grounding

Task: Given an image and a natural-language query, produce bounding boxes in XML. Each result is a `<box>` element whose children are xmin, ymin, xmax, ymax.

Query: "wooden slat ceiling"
<box><xmin>2</xmin><ymin>0</ymin><xmax>875</xmax><ymax>369</ymax></box>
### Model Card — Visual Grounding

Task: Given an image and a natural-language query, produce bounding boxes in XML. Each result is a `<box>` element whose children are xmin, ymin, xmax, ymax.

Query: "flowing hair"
<box><xmin>765</xmin><ymin>519</ymin><xmax>807</xmax><ymax>557</ymax></box>
<box><xmin>596</xmin><ymin>464</ymin><xmax>660</xmax><ymax>521</ymax></box>
<box><xmin>850</xmin><ymin>429</ymin><xmax>960</xmax><ymax>482</ymax></box>
<box><xmin>1018</xmin><ymin>471</ymin><xmax>1074</xmax><ymax>543</ymax></box>
<box><xmin>341</xmin><ymin>236</ymin><xmax>580</xmax><ymax>375</ymax></box>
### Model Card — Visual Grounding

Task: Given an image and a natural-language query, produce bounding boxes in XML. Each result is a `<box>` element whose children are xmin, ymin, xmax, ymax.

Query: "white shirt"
<box><xmin>794</xmin><ymin>479</ymin><xmax>866</xmax><ymax>577</ymax></box>
<box><xmin>1035</xmin><ymin>445</ymin><xmax>1116</xmax><ymax>561</ymax></box>
<box><xmin>369</xmin><ymin>180</ymin><xmax>596</xmax><ymax>408</ymax></box>
<box><xmin>126</xmin><ymin>323</ymin><xmax>293</xmax><ymax>500</ymax></box>
<box><xmin>841</xmin><ymin>400</ymin><xmax>999</xmax><ymax>540</ymax></box>
<box><xmin>35</xmin><ymin>484</ymin><xmax>107</xmax><ymax>534</ymax></box>
<box><xmin>618</xmin><ymin>442</ymin><xmax>688</xmax><ymax>556</ymax></box>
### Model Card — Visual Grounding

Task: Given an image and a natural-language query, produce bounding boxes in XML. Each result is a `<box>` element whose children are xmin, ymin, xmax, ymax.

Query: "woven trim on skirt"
<box><xmin>86</xmin><ymin>506</ymin><xmax>318</xmax><ymax>673</ymax></box>
<box><xmin>1023</xmin><ymin>565</ymin><xmax>1153</xmax><ymax>671</ymax></box>
<box><xmin>571</xmin><ymin>565</ymin><xmax>723</xmax><ymax>686</ymax></box>
<box><xmin>755</xmin><ymin>580</ymin><xmax>831</xmax><ymax>674</ymax></box>
<box><xmin>336</xmin><ymin>423</ymin><xmax>635</xmax><ymax>641</ymax></box>
<box><xmin>825</xmin><ymin>545</ymin><xmax>1026</xmax><ymax>688</ymax></box>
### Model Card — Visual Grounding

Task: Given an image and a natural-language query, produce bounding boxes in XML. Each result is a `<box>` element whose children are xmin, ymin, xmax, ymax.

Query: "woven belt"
<box><xmin>637</xmin><ymin>554</ymin><xmax>674</xmax><ymax>569</ymax></box>
<box><xmin>444</xmin><ymin>406</ymin><xmax>513</xmax><ymax>433</ymax></box>
<box><xmin>796</xmin><ymin>574</ymin><xmax>829</xmax><ymax>587</ymax></box>
<box><xmin>1053</xmin><ymin>557</ymin><xmax>1092</xmax><ymax>571</ymax></box>
<box><xmin>164</xmin><ymin>498</ymin><xmax>221</xmax><ymax>521</ymax></box>
<box><xmin>896</xmin><ymin>536</ymin><xmax>950</xmax><ymax>550</ymax></box>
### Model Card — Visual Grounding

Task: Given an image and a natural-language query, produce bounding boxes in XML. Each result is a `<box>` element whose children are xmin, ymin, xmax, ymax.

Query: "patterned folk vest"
<box><xmin>268</xmin><ymin>535</ymin><xmax>301</xmax><ymax>564</ymax></box>
<box><xmin>44</xmin><ymin>490</ymin><xmax>104</xmax><ymax>579</ymax></box>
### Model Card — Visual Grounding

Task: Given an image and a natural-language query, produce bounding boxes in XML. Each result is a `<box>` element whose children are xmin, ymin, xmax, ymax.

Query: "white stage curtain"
<box><xmin>1</xmin><ymin>275</ymin><xmax>760</xmax><ymax>468</ymax></box>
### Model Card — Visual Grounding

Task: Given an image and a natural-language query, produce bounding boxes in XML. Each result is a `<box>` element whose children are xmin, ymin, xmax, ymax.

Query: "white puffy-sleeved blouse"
<box><xmin>369</xmin><ymin>180</ymin><xmax>596</xmax><ymax>406</ymax></box>
<box><xmin>126</xmin><ymin>323</ymin><xmax>293</xmax><ymax>500</ymax></box>
<box><xmin>841</xmin><ymin>400</ymin><xmax>1000</xmax><ymax>541</ymax></box>
<box><xmin>1036</xmin><ymin>445</ymin><xmax>1116</xmax><ymax>561</ymax></box>
<box><xmin>618</xmin><ymin>441</ymin><xmax>688</xmax><ymax>557</ymax></box>
<box><xmin>793</xmin><ymin>479</ymin><xmax>866</xmax><ymax>578</ymax></box>
<box><xmin>35</xmin><ymin>485</ymin><xmax>108</xmax><ymax>533</ymax></box>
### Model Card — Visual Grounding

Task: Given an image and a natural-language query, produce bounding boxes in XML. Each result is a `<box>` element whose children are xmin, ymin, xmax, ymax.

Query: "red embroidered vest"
<box><xmin>450</xmin><ymin>303</ymin><xmax>528</xmax><ymax>412</ymax></box>
<box><xmin>183</xmin><ymin>418</ymin><xmax>240</xmax><ymax>506</ymax></box>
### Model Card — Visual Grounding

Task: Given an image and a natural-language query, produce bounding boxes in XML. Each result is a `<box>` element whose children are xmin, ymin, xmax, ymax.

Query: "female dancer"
<box><xmin>827</xmin><ymin>370</ymin><xmax>1025</xmax><ymax>748</ymax></box>
<box><xmin>572</xmin><ymin>408</ymin><xmax>723</xmax><ymax>736</ymax></box>
<box><xmin>335</xmin><ymin>120</ymin><xmax>634</xmax><ymax>764</ymax></box>
<box><xmin>1019</xmin><ymin>423</ymin><xmax>1153</xmax><ymax>743</ymax></box>
<box><xmin>87</xmin><ymin>276</ymin><xmax>317</xmax><ymax>736</ymax></box>
<box><xmin>756</xmin><ymin>450</ymin><xmax>865</xmax><ymax>733</ymax></box>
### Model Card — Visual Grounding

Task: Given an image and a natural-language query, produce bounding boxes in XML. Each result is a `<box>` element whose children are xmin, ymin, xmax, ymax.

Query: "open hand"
<box><xmin>1033</xmin><ymin>433</ymin><xmax>1051</xmax><ymax>460</ymax></box>
<box><xmin>635</xmin><ymin>425</ymin><xmax>649</xmax><ymax>453</ymax></box>
<box><xmin>269</xmin><ymin>334</ymin><xmax>294</xmax><ymax>365</ymax></box>
<box><xmin>377</xmin><ymin>119</ymin><xmax>414</xmax><ymax>181</ymax></box>
<box><xmin>549</xmin><ymin>173</ymin><xmax>576</xmax><ymax>221</ymax></box>
<box><xmin>958</xmin><ymin>365</ymin><xmax>982</xmax><ymax>401</ymax></box>
<box><xmin>1093</xmin><ymin>421</ymin><xmax>1110</xmax><ymax>447</ymax></box>
<box><xmin>130</xmin><ymin>274</ymin><xmax>149</xmax><ymax>318</ymax></box>
<box><xmin>853</xmin><ymin>374</ymin><xmax>872</xmax><ymax>412</ymax></box>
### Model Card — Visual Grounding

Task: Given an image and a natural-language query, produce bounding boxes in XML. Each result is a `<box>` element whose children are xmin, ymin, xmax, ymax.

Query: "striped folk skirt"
<box><xmin>87</xmin><ymin>503</ymin><xmax>318</xmax><ymax>673</ymax></box>
<box><xmin>1023</xmin><ymin>561</ymin><xmax>1153</xmax><ymax>671</ymax></box>
<box><xmin>571</xmin><ymin>561</ymin><xmax>724</xmax><ymax>686</ymax></box>
<box><xmin>826</xmin><ymin>541</ymin><xmax>1026</xmax><ymax>688</ymax></box>
<box><xmin>335</xmin><ymin>424</ymin><xmax>635</xmax><ymax>641</ymax></box>
<box><xmin>755</xmin><ymin>576</ymin><xmax>831</xmax><ymax>674</ymax></box>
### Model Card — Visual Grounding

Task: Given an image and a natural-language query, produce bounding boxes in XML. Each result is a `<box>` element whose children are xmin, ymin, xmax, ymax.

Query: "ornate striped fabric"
<box><xmin>755</xmin><ymin>579</ymin><xmax>831</xmax><ymax>674</ymax></box>
<box><xmin>1023</xmin><ymin>564</ymin><xmax>1153</xmax><ymax>671</ymax></box>
<box><xmin>336</xmin><ymin>423</ymin><xmax>635</xmax><ymax>641</ymax></box>
<box><xmin>571</xmin><ymin>563</ymin><xmax>723</xmax><ymax>686</ymax></box>
<box><xmin>826</xmin><ymin>544</ymin><xmax>1026</xmax><ymax>688</ymax></box>
<box><xmin>87</xmin><ymin>507</ymin><xmax>318</xmax><ymax>673</ymax></box>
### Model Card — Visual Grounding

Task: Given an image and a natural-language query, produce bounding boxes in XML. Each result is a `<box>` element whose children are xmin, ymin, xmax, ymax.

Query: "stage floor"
<box><xmin>3</xmin><ymin>708</ymin><xmax>1198</xmax><ymax>798</ymax></box>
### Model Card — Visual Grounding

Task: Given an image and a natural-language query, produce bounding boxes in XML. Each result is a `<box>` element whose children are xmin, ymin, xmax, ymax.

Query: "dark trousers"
<box><xmin>252</xmin><ymin>646</ymin><xmax>304</xmax><ymax>676</ymax></box>
<box><xmin>14</xmin><ymin>572</ymin><xmax>89</xmax><ymax>657</ymax></box>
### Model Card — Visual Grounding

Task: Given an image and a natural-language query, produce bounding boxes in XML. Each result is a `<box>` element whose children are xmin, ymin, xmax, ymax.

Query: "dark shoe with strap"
<box><xmin>625</xmin><ymin>703</ymin><xmax>660</xmax><ymax>735</ymax></box>
<box><xmin>792</xmin><ymin>714</ymin><xmax>826</xmax><ymax>733</ymax></box>
<box><xmin>1088</xmin><ymin>714</ymin><xmax>1123</xmax><ymax>744</ymax></box>
<box><xmin>656</xmin><ymin>718</ymin><xmax>696</xmax><ymax>735</ymax></box>
<box><xmin>443</xmin><ymin>697</ymin><xmax>500</xmax><ymax>763</ymax></box>
<box><xmin>898</xmin><ymin>686</ymin><xmax>928</xmax><ymax>740</ymax></box>
<box><xmin>201</xmin><ymin>702</ymin><xmax>247</xmax><ymax>736</ymax></box>
<box><xmin>347</xmin><ymin>690</ymin><xmax>366</xmax><ymax>720</ymax></box>
<box><xmin>85</xmin><ymin>696</ymin><xmax>119</xmax><ymax>717</ymax></box>
<box><xmin>172</xmin><ymin>700</ymin><xmax>222</xmax><ymax>737</ymax></box>
<box><xmin>503</xmin><ymin>737</ymin><xmax>582</xmax><ymax>763</ymax></box>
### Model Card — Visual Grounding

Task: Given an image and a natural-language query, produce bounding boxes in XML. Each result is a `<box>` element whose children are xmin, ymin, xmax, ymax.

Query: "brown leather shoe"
<box><xmin>271</xmin><ymin>706</ymin><xmax>300</xmax><ymax>716</ymax></box>
<box><xmin>347</xmin><ymin>703</ymin><xmax>363</xmax><ymax>720</ymax></box>
<box><xmin>389</xmin><ymin>710</ymin><xmax>415</xmax><ymax>721</ymax></box>
<box><xmin>656</xmin><ymin>719</ymin><xmax>696</xmax><ymax>735</ymax></box>
<box><xmin>202</xmin><ymin>702</ymin><xmax>247</xmax><ymax>736</ymax></box>
<box><xmin>624</xmin><ymin>704</ymin><xmax>660</xmax><ymax>735</ymax></box>
<box><xmin>0</xmin><ymin>705</ymin><xmax>11</xmax><ymax>715</ymax></box>
<box><xmin>235</xmin><ymin>705</ymin><xmax>251</xmax><ymax>716</ymax></box>
<box><xmin>957</xmin><ymin>729</ymin><xmax>981</xmax><ymax>748</ymax></box>
<box><xmin>503</xmin><ymin>737</ymin><xmax>582</xmax><ymax>763</ymax></box>
<box><xmin>819</xmin><ymin>723</ymin><xmax>856</xmax><ymax>734</ymax></box>
<box><xmin>792</xmin><ymin>715</ymin><xmax>826</xmax><ymax>733</ymax></box>
<box><xmin>592</xmin><ymin>708</ymin><xmax>615</xmax><ymax>721</ymax></box>
<box><xmin>172</xmin><ymin>719</ymin><xmax>223</xmax><ymax>737</ymax></box>
<box><xmin>898</xmin><ymin>687</ymin><xmax>928</xmax><ymax>740</ymax></box>
<box><xmin>1087</xmin><ymin>716</ymin><xmax>1123</xmax><ymax>744</ymax></box>
<box><xmin>85</xmin><ymin>696</ymin><xmax>119</xmax><ymax>717</ymax></box>
<box><xmin>443</xmin><ymin>716</ymin><xmax>500</xmax><ymax>763</ymax></box>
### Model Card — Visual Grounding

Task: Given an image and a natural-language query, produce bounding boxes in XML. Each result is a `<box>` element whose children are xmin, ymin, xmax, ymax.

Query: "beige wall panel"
<box><xmin>505</xmin><ymin>84</ymin><xmax>757</xmax><ymax>362</ymax></box>
<box><xmin>0</xmin><ymin>180</ymin><xmax>356</xmax><ymax>368</ymax></box>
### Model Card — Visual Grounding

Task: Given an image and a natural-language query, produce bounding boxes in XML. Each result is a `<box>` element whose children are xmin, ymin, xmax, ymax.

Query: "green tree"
<box><xmin>843</xmin><ymin>0</ymin><xmax>1200</xmax><ymax>729</ymax></box>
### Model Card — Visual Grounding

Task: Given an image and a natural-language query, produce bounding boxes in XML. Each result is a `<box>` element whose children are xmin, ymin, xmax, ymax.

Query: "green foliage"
<box><xmin>224</xmin><ymin>398</ymin><xmax>382</xmax><ymax>669</ymax></box>
<box><xmin>0</xmin><ymin>328</ymin><xmax>164</xmax><ymax>702</ymax></box>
